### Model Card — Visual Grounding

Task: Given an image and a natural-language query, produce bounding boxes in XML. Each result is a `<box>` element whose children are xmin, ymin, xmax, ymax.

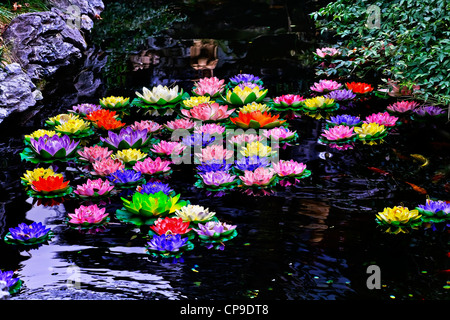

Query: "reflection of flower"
<box><xmin>376</xmin><ymin>206</ymin><xmax>422</xmax><ymax>232</ymax></box>
<box><xmin>181</xmin><ymin>102</ymin><xmax>235</xmax><ymax>121</ymax></box>
<box><xmin>151</xmin><ymin>141</ymin><xmax>186</xmax><ymax>157</ymax></box>
<box><xmin>91</xmin><ymin>158</ymin><xmax>125</xmax><ymax>176</ymax></box>
<box><xmin>31</xmin><ymin>176</ymin><xmax>70</xmax><ymax>194</ymax></box>
<box><xmin>165</xmin><ymin>118</ymin><xmax>196</xmax><ymax>131</ymax></box>
<box><xmin>239</xmin><ymin>167</ymin><xmax>276</xmax><ymax>187</ymax></box>
<box><xmin>272</xmin><ymin>160</ymin><xmax>307</xmax><ymax>177</ymax></box>
<box><xmin>129</xmin><ymin>120</ymin><xmax>162</xmax><ymax>133</ymax></box>
<box><xmin>345</xmin><ymin>82</ymin><xmax>374</xmax><ymax>95</ymax></box>
<box><xmin>386</xmin><ymin>101</ymin><xmax>419</xmax><ymax>114</ymax></box>
<box><xmin>112</xmin><ymin>148</ymin><xmax>147</xmax><ymax>164</ymax></box>
<box><xmin>137</xmin><ymin>181</ymin><xmax>173</xmax><ymax>195</ymax></box>
<box><xmin>194</xmin><ymin>221</ymin><xmax>236</xmax><ymax>239</ymax></box>
<box><xmin>0</xmin><ymin>271</ymin><xmax>21</xmax><ymax>293</ymax></box>
<box><xmin>175</xmin><ymin>205</ymin><xmax>216</xmax><ymax>223</ymax></box>
<box><xmin>231</xmin><ymin>111</ymin><xmax>286</xmax><ymax>129</ymax></box>
<box><xmin>21</xmin><ymin>167</ymin><xmax>63</xmax><ymax>186</ymax></box>
<box><xmin>107</xmin><ymin>169</ymin><xmax>143</xmax><ymax>184</ymax></box>
<box><xmin>30</xmin><ymin>134</ymin><xmax>79</xmax><ymax>160</ymax></box>
<box><xmin>100</xmin><ymin>127</ymin><xmax>149</xmax><ymax>150</ymax></box>
<box><xmin>6</xmin><ymin>222</ymin><xmax>52</xmax><ymax>243</ymax></box>
<box><xmin>133</xmin><ymin>157</ymin><xmax>172</xmax><ymax>175</ymax></box>
<box><xmin>321</xmin><ymin>125</ymin><xmax>355</xmax><ymax>142</ymax></box>
<box><xmin>199</xmin><ymin>171</ymin><xmax>236</xmax><ymax>187</ymax></box>
<box><xmin>364</xmin><ymin>112</ymin><xmax>398</xmax><ymax>127</ymax></box>
<box><xmin>78</xmin><ymin>145</ymin><xmax>113</xmax><ymax>162</ymax></box>
<box><xmin>192</xmin><ymin>77</ymin><xmax>225</xmax><ymax>97</ymax></box>
<box><xmin>146</xmin><ymin>234</ymin><xmax>188</xmax><ymax>252</ymax></box>
<box><xmin>235</xmin><ymin>156</ymin><xmax>270</xmax><ymax>171</ymax></box>
<box><xmin>150</xmin><ymin>217</ymin><xmax>192</xmax><ymax>236</ymax></box>
<box><xmin>225</xmin><ymin>85</ymin><xmax>268</xmax><ymax>105</ymax></box>
<box><xmin>74</xmin><ymin>178</ymin><xmax>114</xmax><ymax>198</ymax></box>
<box><xmin>195</xmin><ymin>145</ymin><xmax>234</xmax><ymax>162</ymax></box>
<box><xmin>135</xmin><ymin>85</ymin><xmax>183</xmax><ymax>105</ymax></box>
<box><xmin>310</xmin><ymin>79</ymin><xmax>342</xmax><ymax>93</ymax></box>
<box><xmin>68</xmin><ymin>204</ymin><xmax>109</xmax><ymax>226</ymax></box>
<box><xmin>240</xmin><ymin>141</ymin><xmax>274</xmax><ymax>158</ymax></box>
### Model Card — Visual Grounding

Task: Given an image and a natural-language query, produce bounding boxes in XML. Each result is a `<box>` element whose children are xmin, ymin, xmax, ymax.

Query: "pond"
<box><xmin>0</xmin><ymin>0</ymin><xmax>449</xmax><ymax>305</ymax></box>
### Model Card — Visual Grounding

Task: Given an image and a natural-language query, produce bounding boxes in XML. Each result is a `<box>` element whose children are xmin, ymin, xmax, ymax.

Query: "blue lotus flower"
<box><xmin>417</xmin><ymin>199</ymin><xmax>450</xmax><ymax>214</ymax></box>
<box><xmin>107</xmin><ymin>169</ymin><xmax>142</xmax><ymax>184</ymax></box>
<box><xmin>327</xmin><ymin>114</ymin><xmax>361</xmax><ymax>126</ymax></box>
<box><xmin>8</xmin><ymin>222</ymin><xmax>51</xmax><ymax>242</ymax></box>
<box><xmin>181</xmin><ymin>133</ymin><xmax>215</xmax><ymax>148</ymax></box>
<box><xmin>234</xmin><ymin>156</ymin><xmax>271</xmax><ymax>171</ymax></box>
<box><xmin>196</xmin><ymin>160</ymin><xmax>233</xmax><ymax>174</ymax></box>
<box><xmin>138</xmin><ymin>181</ymin><xmax>173</xmax><ymax>195</ymax></box>
<box><xmin>147</xmin><ymin>234</ymin><xmax>188</xmax><ymax>252</ymax></box>
<box><xmin>0</xmin><ymin>271</ymin><xmax>20</xmax><ymax>289</ymax></box>
<box><xmin>230</xmin><ymin>73</ymin><xmax>262</xmax><ymax>85</ymax></box>
<box><xmin>325</xmin><ymin>89</ymin><xmax>356</xmax><ymax>101</ymax></box>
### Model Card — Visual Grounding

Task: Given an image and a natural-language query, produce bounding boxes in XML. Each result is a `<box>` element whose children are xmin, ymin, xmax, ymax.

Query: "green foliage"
<box><xmin>311</xmin><ymin>0</ymin><xmax>450</xmax><ymax>106</ymax></box>
<box><xmin>0</xmin><ymin>0</ymin><xmax>49</xmax><ymax>24</ymax></box>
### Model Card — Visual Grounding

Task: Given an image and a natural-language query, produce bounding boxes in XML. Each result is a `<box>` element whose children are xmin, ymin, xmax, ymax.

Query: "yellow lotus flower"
<box><xmin>240</xmin><ymin>141</ymin><xmax>273</xmax><ymax>157</ymax></box>
<box><xmin>303</xmin><ymin>96</ymin><xmax>335</xmax><ymax>111</ymax></box>
<box><xmin>25</xmin><ymin>129</ymin><xmax>60</xmax><ymax>140</ymax></box>
<box><xmin>55</xmin><ymin>119</ymin><xmax>91</xmax><ymax>135</ymax></box>
<box><xmin>182</xmin><ymin>96</ymin><xmax>213</xmax><ymax>109</ymax></box>
<box><xmin>47</xmin><ymin>113</ymin><xmax>80</xmax><ymax>126</ymax></box>
<box><xmin>354</xmin><ymin>123</ymin><xmax>386</xmax><ymax>139</ymax></box>
<box><xmin>100</xmin><ymin>96</ymin><xmax>130</xmax><ymax>109</ymax></box>
<box><xmin>175</xmin><ymin>205</ymin><xmax>216</xmax><ymax>222</ymax></box>
<box><xmin>376</xmin><ymin>206</ymin><xmax>421</xmax><ymax>225</ymax></box>
<box><xmin>226</xmin><ymin>85</ymin><xmax>268</xmax><ymax>105</ymax></box>
<box><xmin>21</xmin><ymin>167</ymin><xmax>63</xmax><ymax>185</ymax></box>
<box><xmin>112</xmin><ymin>148</ymin><xmax>147</xmax><ymax>163</ymax></box>
<box><xmin>239</xmin><ymin>102</ymin><xmax>271</xmax><ymax>114</ymax></box>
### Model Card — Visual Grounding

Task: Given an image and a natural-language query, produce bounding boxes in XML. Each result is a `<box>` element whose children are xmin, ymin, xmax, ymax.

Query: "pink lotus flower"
<box><xmin>77</xmin><ymin>145</ymin><xmax>113</xmax><ymax>162</ymax></box>
<box><xmin>74</xmin><ymin>178</ymin><xmax>114</xmax><ymax>198</ymax></box>
<box><xmin>91</xmin><ymin>158</ymin><xmax>125</xmax><ymax>176</ymax></box>
<box><xmin>315</xmin><ymin>47</ymin><xmax>340</xmax><ymax>58</ymax></box>
<box><xmin>151</xmin><ymin>140</ymin><xmax>186</xmax><ymax>156</ymax></box>
<box><xmin>229</xmin><ymin>133</ymin><xmax>263</xmax><ymax>145</ymax></box>
<box><xmin>194</xmin><ymin>123</ymin><xmax>226</xmax><ymax>135</ymax></box>
<box><xmin>321</xmin><ymin>125</ymin><xmax>355</xmax><ymax>141</ymax></box>
<box><xmin>239</xmin><ymin>167</ymin><xmax>276</xmax><ymax>187</ymax></box>
<box><xmin>364</xmin><ymin>112</ymin><xmax>399</xmax><ymax>127</ymax></box>
<box><xmin>181</xmin><ymin>102</ymin><xmax>235</xmax><ymax>121</ymax></box>
<box><xmin>129</xmin><ymin>120</ymin><xmax>162</xmax><ymax>133</ymax></box>
<box><xmin>133</xmin><ymin>157</ymin><xmax>172</xmax><ymax>175</ymax></box>
<box><xmin>386</xmin><ymin>100</ymin><xmax>419</xmax><ymax>113</ymax></box>
<box><xmin>195</xmin><ymin>145</ymin><xmax>234</xmax><ymax>162</ymax></box>
<box><xmin>192</xmin><ymin>77</ymin><xmax>226</xmax><ymax>97</ymax></box>
<box><xmin>165</xmin><ymin>118</ymin><xmax>196</xmax><ymax>131</ymax></box>
<box><xmin>272</xmin><ymin>160</ymin><xmax>307</xmax><ymax>177</ymax></box>
<box><xmin>272</xmin><ymin>94</ymin><xmax>305</xmax><ymax>107</ymax></box>
<box><xmin>263</xmin><ymin>127</ymin><xmax>296</xmax><ymax>141</ymax></box>
<box><xmin>310</xmin><ymin>79</ymin><xmax>342</xmax><ymax>93</ymax></box>
<box><xmin>68</xmin><ymin>204</ymin><xmax>109</xmax><ymax>225</ymax></box>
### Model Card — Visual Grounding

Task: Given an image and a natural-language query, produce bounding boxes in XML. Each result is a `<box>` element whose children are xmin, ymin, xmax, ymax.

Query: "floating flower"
<box><xmin>107</xmin><ymin>169</ymin><xmax>143</xmax><ymax>186</ymax></box>
<box><xmin>194</xmin><ymin>123</ymin><xmax>226</xmax><ymax>136</ymax></box>
<box><xmin>67</xmin><ymin>204</ymin><xmax>109</xmax><ymax>227</ymax></box>
<box><xmin>181</xmin><ymin>102</ymin><xmax>235</xmax><ymax>121</ymax></box>
<box><xmin>272</xmin><ymin>159</ymin><xmax>307</xmax><ymax>178</ymax></box>
<box><xmin>302</xmin><ymin>96</ymin><xmax>336</xmax><ymax>112</ymax></box>
<box><xmin>413</xmin><ymin>105</ymin><xmax>445</xmax><ymax>118</ymax></box>
<box><xmin>135</xmin><ymin>85</ymin><xmax>183</xmax><ymax>105</ymax></box>
<box><xmin>364</xmin><ymin>112</ymin><xmax>399</xmax><ymax>127</ymax></box>
<box><xmin>354</xmin><ymin>123</ymin><xmax>387</xmax><ymax>141</ymax></box>
<box><xmin>77</xmin><ymin>145</ymin><xmax>113</xmax><ymax>162</ymax></box>
<box><xmin>239</xmin><ymin>102</ymin><xmax>271</xmax><ymax>114</ymax></box>
<box><xmin>24</xmin><ymin>129</ymin><xmax>60</xmax><ymax>143</ymax></box>
<box><xmin>99</xmin><ymin>96</ymin><xmax>130</xmax><ymax>110</ymax></box>
<box><xmin>31</xmin><ymin>176</ymin><xmax>70</xmax><ymax>195</ymax></box>
<box><xmin>239</xmin><ymin>167</ymin><xmax>276</xmax><ymax>187</ymax></box>
<box><xmin>146</xmin><ymin>233</ymin><xmax>189</xmax><ymax>253</ymax></box>
<box><xmin>100</xmin><ymin>127</ymin><xmax>149</xmax><ymax>150</ymax></box>
<box><xmin>175</xmin><ymin>205</ymin><xmax>216</xmax><ymax>223</ymax></box>
<box><xmin>272</xmin><ymin>94</ymin><xmax>305</xmax><ymax>109</ymax></box>
<box><xmin>182</xmin><ymin>95</ymin><xmax>214</xmax><ymax>109</ymax></box>
<box><xmin>225</xmin><ymin>85</ymin><xmax>268</xmax><ymax>105</ymax></box>
<box><xmin>46</xmin><ymin>113</ymin><xmax>80</xmax><ymax>126</ymax></box>
<box><xmin>129</xmin><ymin>120</ymin><xmax>162</xmax><ymax>133</ymax></box>
<box><xmin>55</xmin><ymin>118</ymin><xmax>92</xmax><ymax>136</ymax></box>
<box><xmin>315</xmin><ymin>47</ymin><xmax>340</xmax><ymax>58</ymax></box>
<box><xmin>195</xmin><ymin>145</ymin><xmax>234</xmax><ymax>162</ymax></box>
<box><xmin>151</xmin><ymin>141</ymin><xmax>186</xmax><ymax>157</ymax></box>
<box><xmin>386</xmin><ymin>100</ymin><xmax>419</xmax><ymax>114</ymax></box>
<box><xmin>91</xmin><ymin>158</ymin><xmax>125</xmax><ymax>176</ymax></box>
<box><xmin>181</xmin><ymin>133</ymin><xmax>215</xmax><ymax>148</ymax></box>
<box><xmin>86</xmin><ymin>109</ymin><xmax>118</xmax><ymax>122</ymax></box>
<box><xmin>229</xmin><ymin>73</ymin><xmax>263</xmax><ymax>86</ymax></box>
<box><xmin>137</xmin><ymin>181</ymin><xmax>173</xmax><ymax>195</ymax></box>
<box><xmin>229</xmin><ymin>133</ymin><xmax>263</xmax><ymax>146</ymax></box>
<box><xmin>112</xmin><ymin>148</ymin><xmax>147</xmax><ymax>165</ymax></box>
<box><xmin>240</xmin><ymin>141</ymin><xmax>274</xmax><ymax>158</ymax></box>
<box><xmin>326</xmin><ymin>114</ymin><xmax>361</xmax><ymax>127</ymax></box>
<box><xmin>150</xmin><ymin>217</ymin><xmax>192</xmax><ymax>236</ymax></box>
<box><xmin>345</xmin><ymin>82</ymin><xmax>374</xmax><ymax>95</ymax></box>
<box><xmin>375</xmin><ymin>206</ymin><xmax>422</xmax><ymax>232</ymax></box>
<box><xmin>196</xmin><ymin>160</ymin><xmax>233</xmax><ymax>174</ymax></box>
<box><xmin>192</xmin><ymin>77</ymin><xmax>225</xmax><ymax>97</ymax></box>
<box><xmin>199</xmin><ymin>171</ymin><xmax>237</xmax><ymax>188</ymax></box>
<box><xmin>92</xmin><ymin>117</ymin><xmax>126</xmax><ymax>131</ymax></box>
<box><xmin>320</xmin><ymin>125</ymin><xmax>355</xmax><ymax>142</ymax></box>
<box><xmin>416</xmin><ymin>199</ymin><xmax>450</xmax><ymax>222</ymax></box>
<box><xmin>4</xmin><ymin>222</ymin><xmax>52</xmax><ymax>245</ymax></box>
<box><xmin>0</xmin><ymin>271</ymin><xmax>22</xmax><ymax>294</ymax></box>
<box><xmin>234</xmin><ymin>156</ymin><xmax>270</xmax><ymax>172</ymax></box>
<box><xmin>70</xmin><ymin>103</ymin><xmax>101</xmax><ymax>116</ymax></box>
<box><xmin>230</xmin><ymin>111</ymin><xmax>286</xmax><ymax>129</ymax></box>
<box><xmin>194</xmin><ymin>221</ymin><xmax>237</xmax><ymax>241</ymax></box>
<box><xmin>74</xmin><ymin>178</ymin><xmax>114</xmax><ymax>198</ymax></box>
<box><xmin>310</xmin><ymin>79</ymin><xmax>342</xmax><ymax>93</ymax></box>
<box><xmin>133</xmin><ymin>157</ymin><xmax>172</xmax><ymax>176</ymax></box>
<box><xmin>164</xmin><ymin>118</ymin><xmax>196</xmax><ymax>131</ymax></box>
<box><xmin>324</xmin><ymin>89</ymin><xmax>356</xmax><ymax>101</ymax></box>
<box><xmin>262</xmin><ymin>127</ymin><xmax>297</xmax><ymax>142</ymax></box>
<box><xmin>30</xmin><ymin>134</ymin><xmax>79</xmax><ymax>160</ymax></box>
<box><xmin>21</xmin><ymin>167</ymin><xmax>63</xmax><ymax>186</ymax></box>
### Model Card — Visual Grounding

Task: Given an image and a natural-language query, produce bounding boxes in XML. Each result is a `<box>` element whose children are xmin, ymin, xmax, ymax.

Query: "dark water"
<box><xmin>0</xmin><ymin>0</ymin><xmax>449</xmax><ymax>302</ymax></box>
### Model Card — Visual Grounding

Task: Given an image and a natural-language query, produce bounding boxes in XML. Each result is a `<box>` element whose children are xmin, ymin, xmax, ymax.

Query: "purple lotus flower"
<box><xmin>194</xmin><ymin>221</ymin><xmax>236</xmax><ymax>238</ymax></box>
<box><xmin>196</xmin><ymin>160</ymin><xmax>233</xmax><ymax>174</ymax></box>
<box><xmin>413</xmin><ymin>106</ymin><xmax>445</xmax><ymax>117</ymax></box>
<box><xmin>325</xmin><ymin>89</ymin><xmax>356</xmax><ymax>101</ymax></box>
<box><xmin>234</xmin><ymin>156</ymin><xmax>270</xmax><ymax>171</ymax></box>
<box><xmin>181</xmin><ymin>133</ymin><xmax>216</xmax><ymax>148</ymax></box>
<box><xmin>199</xmin><ymin>171</ymin><xmax>236</xmax><ymax>187</ymax></box>
<box><xmin>30</xmin><ymin>134</ymin><xmax>79</xmax><ymax>159</ymax></box>
<box><xmin>8</xmin><ymin>222</ymin><xmax>51</xmax><ymax>241</ymax></box>
<box><xmin>417</xmin><ymin>199</ymin><xmax>450</xmax><ymax>214</ymax></box>
<box><xmin>327</xmin><ymin>114</ymin><xmax>361</xmax><ymax>126</ymax></box>
<box><xmin>147</xmin><ymin>234</ymin><xmax>188</xmax><ymax>252</ymax></box>
<box><xmin>100</xmin><ymin>127</ymin><xmax>149</xmax><ymax>150</ymax></box>
<box><xmin>138</xmin><ymin>181</ymin><xmax>173</xmax><ymax>195</ymax></box>
<box><xmin>70</xmin><ymin>103</ymin><xmax>101</xmax><ymax>115</ymax></box>
<box><xmin>0</xmin><ymin>271</ymin><xmax>20</xmax><ymax>289</ymax></box>
<box><xmin>230</xmin><ymin>73</ymin><xmax>261</xmax><ymax>84</ymax></box>
<box><xmin>107</xmin><ymin>169</ymin><xmax>142</xmax><ymax>184</ymax></box>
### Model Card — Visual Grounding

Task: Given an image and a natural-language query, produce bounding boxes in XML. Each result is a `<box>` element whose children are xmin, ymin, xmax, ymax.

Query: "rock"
<box><xmin>2</xmin><ymin>11</ymin><xmax>87</xmax><ymax>81</ymax></box>
<box><xmin>0</xmin><ymin>63</ymin><xmax>41</xmax><ymax>124</ymax></box>
<box><xmin>47</xmin><ymin>0</ymin><xmax>104</xmax><ymax>18</ymax></box>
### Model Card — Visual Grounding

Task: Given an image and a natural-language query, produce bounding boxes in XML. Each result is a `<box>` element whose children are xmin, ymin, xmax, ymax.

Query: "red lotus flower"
<box><xmin>93</xmin><ymin>117</ymin><xmax>126</xmax><ymax>130</ymax></box>
<box><xmin>345</xmin><ymin>82</ymin><xmax>374</xmax><ymax>94</ymax></box>
<box><xmin>150</xmin><ymin>217</ymin><xmax>192</xmax><ymax>236</ymax></box>
<box><xmin>31</xmin><ymin>176</ymin><xmax>70</xmax><ymax>194</ymax></box>
<box><xmin>86</xmin><ymin>109</ymin><xmax>117</xmax><ymax>122</ymax></box>
<box><xmin>230</xmin><ymin>111</ymin><xmax>286</xmax><ymax>129</ymax></box>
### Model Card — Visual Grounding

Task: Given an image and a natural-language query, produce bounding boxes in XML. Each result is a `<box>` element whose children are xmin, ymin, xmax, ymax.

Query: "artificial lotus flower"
<box><xmin>239</xmin><ymin>167</ymin><xmax>276</xmax><ymax>187</ymax></box>
<box><xmin>364</xmin><ymin>112</ymin><xmax>399</xmax><ymax>127</ymax></box>
<box><xmin>416</xmin><ymin>199</ymin><xmax>450</xmax><ymax>222</ymax></box>
<box><xmin>46</xmin><ymin>113</ymin><xmax>80</xmax><ymax>126</ymax></box>
<box><xmin>240</xmin><ymin>141</ymin><xmax>274</xmax><ymax>158</ymax></box>
<box><xmin>229</xmin><ymin>73</ymin><xmax>262</xmax><ymax>85</ymax></box>
<box><xmin>310</xmin><ymin>79</ymin><xmax>342</xmax><ymax>93</ymax></box>
<box><xmin>164</xmin><ymin>118</ymin><xmax>196</xmax><ymax>131</ymax></box>
<box><xmin>150</xmin><ymin>140</ymin><xmax>186</xmax><ymax>157</ymax></box>
<box><xmin>229</xmin><ymin>133</ymin><xmax>263</xmax><ymax>146</ymax></box>
<box><xmin>272</xmin><ymin>159</ymin><xmax>307</xmax><ymax>177</ymax></box>
<box><xmin>230</xmin><ymin>110</ymin><xmax>286</xmax><ymax>129</ymax></box>
<box><xmin>146</xmin><ymin>233</ymin><xmax>189</xmax><ymax>253</ymax></box>
<box><xmin>91</xmin><ymin>158</ymin><xmax>125</xmax><ymax>176</ymax></box>
<box><xmin>194</xmin><ymin>221</ymin><xmax>237</xmax><ymax>240</ymax></box>
<box><xmin>21</xmin><ymin>167</ymin><xmax>63</xmax><ymax>186</ymax></box>
<box><xmin>196</xmin><ymin>160</ymin><xmax>233</xmax><ymax>174</ymax></box>
<box><xmin>386</xmin><ymin>100</ymin><xmax>419</xmax><ymax>114</ymax></box>
<box><xmin>262</xmin><ymin>127</ymin><xmax>297</xmax><ymax>142</ymax></box>
<box><xmin>375</xmin><ymin>206</ymin><xmax>422</xmax><ymax>231</ymax></box>
<box><xmin>107</xmin><ymin>169</ymin><xmax>143</xmax><ymax>185</ymax></box>
<box><xmin>302</xmin><ymin>96</ymin><xmax>336</xmax><ymax>112</ymax></box>
<box><xmin>5</xmin><ymin>222</ymin><xmax>52</xmax><ymax>245</ymax></box>
<box><xmin>74</xmin><ymin>178</ymin><xmax>114</xmax><ymax>198</ymax></box>
<box><xmin>31</xmin><ymin>176</ymin><xmax>70</xmax><ymax>194</ymax></box>
<box><xmin>86</xmin><ymin>109</ymin><xmax>118</xmax><ymax>122</ymax></box>
<box><xmin>194</xmin><ymin>123</ymin><xmax>226</xmax><ymax>136</ymax></box>
<box><xmin>413</xmin><ymin>105</ymin><xmax>445</xmax><ymax>117</ymax></box>
<box><xmin>181</xmin><ymin>102</ymin><xmax>235</xmax><ymax>121</ymax></box>
<box><xmin>69</xmin><ymin>103</ymin><xmax>101</xmax><ymax>116</ymax></box>
<box><xmin>325</xmin><ymin>89</ymin><xmax>356</xmax><ymax>101</ymax></box>
<box><xmin>345</xmin><ymin>82</ymin><xmax>374</xmax><ymax>95</ymax></box>
<box><xmin>24</xmin><ymin>129</ymin><xmax>60</xmax><ymax>142</ymax></box>
<box><xmin>129</xmin><ymin>120</ymin><xmax>162</xmax><ymax>133</ymax></box>
<box><xmin>175</xmin><ymin>205</ymin><xmax>216</xmax><ymax>223</ymax></box>
<box><xmin>92</xmin><ymin>117</ymin><xmax>126</xmax><ymax>131</ymax></box>
<box><xmin>234</xmin><ymin>156</ymin><xmax>270</xmax><ymax>172</ymax></box>
<box><xmin>112</xmin><ymin>148</ymin><xmax>147</xmax><ymax>164</ymax></box>
<box><xmin>135</xmin><ymin>85</ymin><xmax>183</xmax><ymax>105</ymax></box>
<box><xmin>194</xmin><ymin>144</ymin><xmax>234</xmax><ymax>162</ymax></box>
<box><xmin>133</xmin><ymin>157</ymin><xmax>172</xmax><ymax>175</ymax></box>
<box><xmin>192</xmin><ymin>77</ymin><xmax>225</xmax><ymax>97</ymax></box>
<box><xmin>137</xmin><ymin>181</ymin><xmax>174</xmax><ymax>195</ymax></box>
<box><xmin>121</xmin><ymin>191</ymin><xmax>187</xmax><ymax>218</ymax></box>
<box><xmin>354</xmin><ymin>123</ymin><xmax>387</xmax><ymax>140</ymax></box>
<box><xmin>55</xmin><ymin>118</ymin><xmax>91</xmax><ymax>136</ymax></box>
<box><xmin>100</xmin><ymin>127</ymin><xmax>149</xmax><ymax>150</ymax></box>
<box><xmin>30</xmin><ymin>134</ymin><xmax>79</xmax><ymax>160</ymax></box>
<box><xmin>77</xmin><ymin>145</ymin><xmax>113</xmax><ymax>162</ymax></box>
<box><xmin>326</xmin><ymin>114</ymin><xmax>362</xmax><ymax>127</ymax></box>
<box><xmin>0</xmin><ymin>271</ymin><xmax>21</xmax><ymax>294</ymax></box>
<box><xmin>315</xmin><ymin>47</ymin><xmax>340</xmax><ymax>58</ymax></box>
<box><xmin>67</xmin><ymin>204</ymin><xmax>109</xmax><ymax>226</ymax></box>
<box><xmin>272</xmin><ymin>94</ymin><xmax>305</xmax><ymax>109</ymax></box>
<box><xmin>321</xmin><ymin>125</ymin><xmax>355</xmax><ymax>142</ymax></box>
<box><xmin>181</xmin><ymin>133</ymin><xmax>215</xmax><ymax>148</ymax></box>
<box><xmin>199</xmin><ymin>171</ymin><xmax>237</xmax><ymax>188</ymax></box>
<box><xmin>150</xmin><ymin>217</ymin><xmax>192</xmax><ymax>236</ymax></box>
<box><xmin>225</xmin><ymin>85</ymin><xmax>268</xmax><ymax>105</ymax></box>
<box><xmin>99</xmin><ymin>96</ymin><xmax>130</xmax><ymax>109</ymax></box>
<box><xmin>182</xmin><ymin>95</ymin><xmax>214</xmax><ymax>109</ymax></box>
<box><xmin>239</xmin><ymin>102</ymin><xmax>271</xmax><ymax>114</ymax></box>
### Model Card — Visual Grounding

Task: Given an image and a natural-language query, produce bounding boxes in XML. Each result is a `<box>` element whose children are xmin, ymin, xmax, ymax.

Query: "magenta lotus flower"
<box><xmin>364</xmin><ymin>112</ymin><xmax>399</xmax><ymax>127</ymax></box>
<box><xmin>91</xmin><ymin>158</ymin><xmax>125</xmax><ymax>176</ymax></box>
<box><xmin>195</xmin><ymin>145</ymin><xmax>234</xmax><ymax>162</ymax></box>
<box><xmin>272</xmin><ymin>160</ymin><xmax>307</xmax><ymax>177</ymax></box>
<box><xmin>310</xmin><ymin>79</ymin><xmax>342</xmax><ymax>93</ymax></box>
<box><xmin>263</xmin><ymin>127</ymin><xmax>296</xmax><ymax>141</ymax></box>
<box><xmin>151</xmin><ymin>140</ymin><xmax>186</xmax><ymax>157</ymax></box>
<box><xmin>165</xmin><ymin>118</ymin><xmax>196</xmax><ymax>131</ymax></box>
<box><xmin>315</xmin><ymin>47</ymin><xmax>340</xmax><ymax>58</ymax></box>
<box><xmin>77</xmin><ymin>145</ymin><xmax>113</xmax><ymax>162</ymax></box>
<box><xmin>321</xmin><ymin>125</ymin><xmax>355</xmax><ymax>141</ymax></box>
<box><xmin>192</xmin><ymin>77</ymin><xmax>226</xmax><ymax>97</ymax></box>
<box><xmin>133</xmin><ymin>157</ymin><xmax>172</xmax><ymax>175</ymax></box>
<box><xmin>272</xmin><ymin>94</ymin><xmax>305</xmax><ymax>108</ymax></box>
<box><xmin>387</xmin><ymin>100</ymin><xmax>419</xmax><ymax>113</ymax></box>
<box><xmin>200</xmin><ymin>171</ymin><xmax>236</xmax><ymax>187</ymax></box>
<box><xmin>129</xmin><ymin>120</ymin><xmax>162</xmax><ymax>133</ymax></box>
<box><xmin>68</xmin><ymin>204</ymin><xmax>109</xmax><ymax>226</ymax></box>
<box><xmin>74</xmin><ymin>178</ymin><xmax>114</xmax><ymax>198</ymax></box>
<box><xmin>181</xmin><ymin>102</ymin><xmax>235</xmax><ymax>121</ymax></box>
<box><xmin>194</xmin><ymin>123</ymin><xmax>226</xmax><ymax>135</ymax></box>
<box><xmin>239</xmin><ymin>167</ymin><xmax>276</xmax><ymax>187</ymax></box>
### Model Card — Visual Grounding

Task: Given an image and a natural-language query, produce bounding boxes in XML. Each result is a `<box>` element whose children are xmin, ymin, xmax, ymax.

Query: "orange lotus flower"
<box><xmin>86</xmin><ymin>109</ymin><xmax>118</xmax><ymax>122</ymax></box>
<box><xmin>345</xmin><ymin>82</ymin><xmax>374</xmax><ymax>94</ymax></box>
<box><xmin>31</xmin><ymin>176</ymin><xmax>70</xmax><ymax>194</ymax></box>
<box><xmin>230</xmin><ymin>111</ymin><xmax>286</xmax><ymax>129</ymax></box>
<box><xmin>93</xmin><ymin>117</ymin><xmax>126</xmax><ymax>130</ymax></box>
